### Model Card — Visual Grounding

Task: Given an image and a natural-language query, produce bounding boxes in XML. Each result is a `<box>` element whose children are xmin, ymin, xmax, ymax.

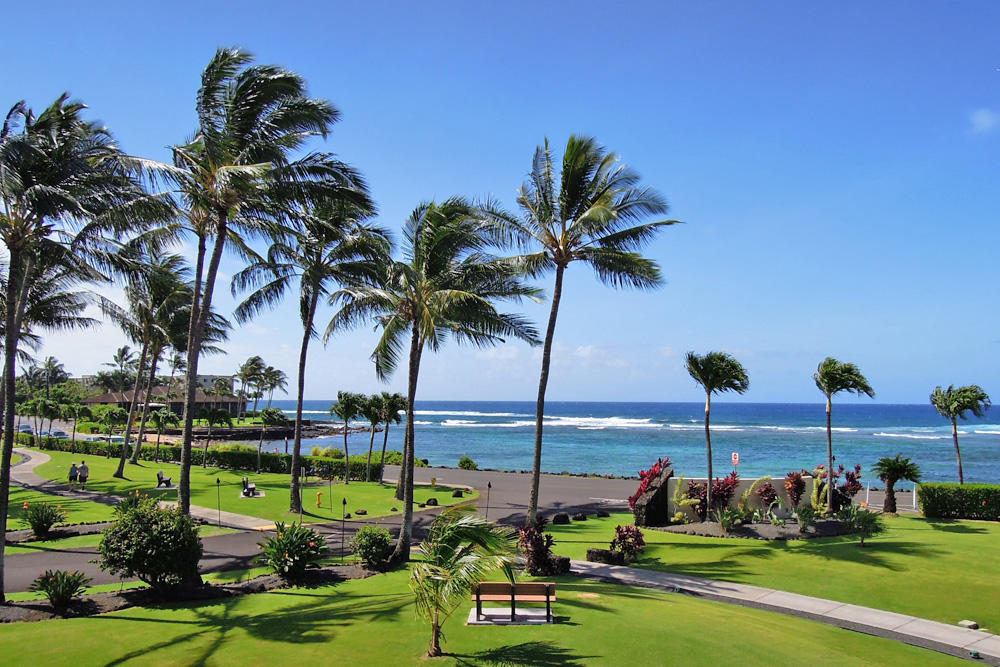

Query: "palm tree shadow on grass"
<box><xmin>454</xmin><ymin>641</ymin><xmax>595</xmax><ymax>667</ymax></box>
<box><xmin>927</xmin><ymin>521</ymin><xmax>990</xmax><ymax>535</ymax></box>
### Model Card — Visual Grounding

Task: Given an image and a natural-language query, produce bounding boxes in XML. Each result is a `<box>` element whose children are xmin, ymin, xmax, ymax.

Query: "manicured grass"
<box><xmin>7</xmin><ymin>486</ymin><xmax>115</xmax><ymax>526</ymax></box>
<box><xmin>0</xmin><ymin>568</ymin><xmax>959</xmax><ymax>665</ymax></box>
<box><xmin>29</xmin><ymin>448</ymin><xmax>475</xmax><ymax>525</ymax></box>
<box><xmin>5</xmin><ymin>525</ymin><xmax>236</xmax><ymax>556</ymax></box>
<box><xmin>548</xmin><ymin>512</ymin><xmax>1000</xmax><ymax>632</ymax></box>
<box><xmin>11</xmin><ymin>453</ymin><xmax>21</xmax><ymax>466</ymax></box>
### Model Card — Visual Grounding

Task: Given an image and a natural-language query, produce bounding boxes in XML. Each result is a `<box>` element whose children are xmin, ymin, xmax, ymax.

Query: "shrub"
<box><xmin>713</xmin><ymin>471</ymin><xmax>740</xmax><ymax>509</ymax></box>
<box><xmin>586</xmin><ymin>547</ymin><xmax>625</xmax><ymax>565</ymax></box>
<box><xmin>518</xmin><ymin>517</ymin><xmax>559</xmax><ymax>575</ymax></box>
<box><xmin>311</xmin><ymin>446</ymin><xmax>345</xmax><ymax>459</ymax></box>
<box><xmin>918</xmin><ymin>483</ymin><xmax>1000</xmax><ymax>521</ymax></box>
<box><xmin>22</xmin><ymin>502</ymin><xmax>67</xmax><ymax>537</ymax></box>
<box><xmin>838</xmin><ymin>505</ymin><xmax>885</xmax><ymax>546</ymax></box>
<box><xmin>96</xmin><ymin>495</ymin><xmax>202</xmax><ymax>592</ymax></box>
<box><xmin>458</xmin><ymin>456</ymin><xmax>478</xmax><ymax>470</ymax></box>
<box><xmin>28</xmin><ymin>570</ymin><xmax>91</xmax><ymax>612</ymax></box>
<box><xmin>256</xmin><ymin>521</ymin><xmax>327</xmax><ymax>581</ymax></box>
<box><xmin>784</xmin><ymin>471</ymin><xmax>806</xmax><ymax>508</ymax></box>
<box><xmin>794</xmin><ymin>505</ymin><xmax>817</xmax><ymax>533</ymax></box>
<box><xmin>350</xmin><ymin>525</ymin><xmax>393</xmax><ymax>568</ymax></box>
<box><xmin>75</xmin><ymin>421</ymin><xmax>102</xmax><ymax>434</ymax></box>
<box><xmin>812</xmin><ymin>463</ymin><xmax>863</xmax><ymax>513</ymax></box>
<box><xmin>671</xmin><ymin>511</ymin><xmax>690</xmax><ymax>524</ymax></box>
<box><xmin>714</xmin><ymin>506</ymin><xmax>742</xmax><ymax>534</ymax></box>
<box><xmin>686</xmin><ymin>481</ymin><xmax>708</xmax><ymax>521</ymax></box>
<box><xmin>609</xmin><ymin>524</ymin><xmax>645</xmax><ymax>561</ymax></box>
<box><xmin>755</xmin><ymin>481</ymin><xmax>778</xmax><ymax>508</ymax></box>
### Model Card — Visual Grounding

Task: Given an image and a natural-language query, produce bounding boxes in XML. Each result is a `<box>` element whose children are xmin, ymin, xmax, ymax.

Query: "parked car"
<box><xmin>17</xmin><ymin>424</ymin><xmax>33</xmax><ymax>434</ymax></box>
<box><xmin>50</xmin><ymin>430</ymin><xmax>70</xmax><ymax>439</ymax></box>
<box><xmin>37</xmin><ymin>430</ymin><xmax>50</xmax><ymax>437</ymax></box>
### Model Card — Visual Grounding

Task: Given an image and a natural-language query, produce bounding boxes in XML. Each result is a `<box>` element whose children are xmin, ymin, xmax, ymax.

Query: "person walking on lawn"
<box><xmin>78</xmin><ymin>460</ymin><xmax>89</xmax><ymax>489</ymax></box>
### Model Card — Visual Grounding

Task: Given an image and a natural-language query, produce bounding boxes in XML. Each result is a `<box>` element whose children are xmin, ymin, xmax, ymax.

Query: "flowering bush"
<box><xmin>350</xmin><ymin>525</ymin><xmax>393</xmax><ymax>568</ymax></box>
<box><xmin>29</xmin><ymin>569</ymin><xmax>91</xmax><ymax>612</ymax></box>
<box><xmin>686</xmin><ymin>471</ymin><xmax>740</xmax><ymax>520</ymax></box>
<box><xmin>784</xmin><ymin>471</ymin><xmax>806</xmax><ymax>508</ymax></box>
<box><xmin>256</xmin><ymin>521</ymin><xmax>327</xmax><ymax>581</ymax></box>
<box><xmin>812</xmin><ymin>464</ymin><xmax>863</xmax><ymax>512</ymax></box>
<box><xmin>628</xmin><ymin>457</ymin><xmax>672</xmax><ymax>510</ymax></box>
<box><xmin>22</xmin><ymin>502</ymin><xmax>67</xmax><ymax>537</ymax></box>
<box><xmin>609</xmin><ymin>524</ymin><xmax>645</xmax><ymax>561</ymax></box>
<box><xmin>518</xmin><ymin>517</ymin><xmax>560</xmax><ymax>575</ymax></box>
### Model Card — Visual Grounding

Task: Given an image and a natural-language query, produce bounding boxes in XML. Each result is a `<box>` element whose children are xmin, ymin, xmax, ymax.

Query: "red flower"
<box><xmin>22</xmin><ymin>502</ymin><xmax>29</xmax><ymax>509</ymax></box>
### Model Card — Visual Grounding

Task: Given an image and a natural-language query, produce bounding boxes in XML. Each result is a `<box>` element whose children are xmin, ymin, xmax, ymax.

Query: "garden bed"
<box><xmin>652</xmin><ymin>519</ymin><xmax>851</xmax><ymax>540</ymax></box>
<box><xmin>5</xmin><ymin>521</ymin><xmax>114</xmax><ymax>543</ymax></box>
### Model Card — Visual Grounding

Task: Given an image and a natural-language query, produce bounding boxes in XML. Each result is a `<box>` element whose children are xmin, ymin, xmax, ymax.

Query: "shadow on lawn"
<box><xmin>927</xmin><ymin>521</ymin><xmax>989</xmax><ymax>535</ymax></box>
<box><xmin>454</xmin><ymin>641</ymin><xmax>595</xmax><ymax>667</ymax></box>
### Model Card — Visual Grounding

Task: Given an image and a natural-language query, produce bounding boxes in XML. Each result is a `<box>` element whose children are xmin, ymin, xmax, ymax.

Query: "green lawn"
<box><xmin>7</xmin><ymin>485</ymin><xmax>116</xmax><ymax>526</ymax></box>
<box><xmin>5</xmin><ymin>524</ymin><xmax>236</xmax><ymax>556</ymax></box>
<box><xmin>548</xmin><ymin>512</ymin><xmax>1000</xmax><ymax>632</ymax></box>
<box><xmin>29</xmin><ymin>448</ymin><xmax>475</xmax><ymax>525</ymax></box>
<box><xmin>11</xmin><ymin>453</ymin><xmax>21</xmax><ymax>466</ymax></box>
<box><xmin>0</xmin><ymin>568</ymin><xmax>959</xmax><ymax>666</ymax></box>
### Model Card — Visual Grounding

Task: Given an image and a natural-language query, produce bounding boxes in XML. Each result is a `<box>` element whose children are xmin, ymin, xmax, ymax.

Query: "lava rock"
<box><xmin>597</xmin><ymin>510</ymin><xmax>610</xmax><ymax>518</ymax></box>
<box><xmin>426</xmin><ymin>497</ymin><xmax>438</xmax><ymax>506</ymax></box>
<box><xmin>391</xmin><ymin>507</ymin><xmax>398</xmax><ymax>512</ymax></box>
<box><xmin>586</xmin><ymin>548</ymin><xmax>625</xmax><ymax>566</ymax></box>
<box><xmin>552</xmin><ymin>556</ymin><xmax>571</xmax><ymax>574</ymax></box>
<box><xmin>344</xmin><ymin>513</ymin><xmax>351</xmax><ymax>519</ymax></box>
<box><xmin>355</xmin><ymin>509</ymin><xmax>367</xmax><ymax>516</ymax></box>
<box><xmin>451</xmin><ymin>489</ymin><xmax>464</xmax><ymax>498</ymax></box>
<box><xmin>572</xmin><ymin>512</ymin><xmax>587</xmax><ymax>521</ymax></box>
<box><xmin>551</xmin><ymin>513</ymin><xmax>570</xmax><ymax>525</ymax></box>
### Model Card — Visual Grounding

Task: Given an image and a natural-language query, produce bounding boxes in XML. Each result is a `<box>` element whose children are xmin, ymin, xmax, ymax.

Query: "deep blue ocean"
<box><xmin>263</xmin><ymin>400</ymin><xmax>999</xmax><ymax>483</ymax></box>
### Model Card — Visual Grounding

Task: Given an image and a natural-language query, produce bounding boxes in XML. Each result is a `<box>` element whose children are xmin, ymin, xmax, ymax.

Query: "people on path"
<box><xmin>78</xmin><ymin>460</ymin><xmax>89</xmax><ymax>489</ymax></box>
<box><xmin>68</xmin><ymin>462</ymin><xmax>78</xmax><ymax>487</ymax></box>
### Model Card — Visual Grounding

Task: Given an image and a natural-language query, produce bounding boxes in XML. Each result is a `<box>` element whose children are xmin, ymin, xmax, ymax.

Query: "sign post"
<box><xmin>731</xmin><ymin>452</ymin><xmax>740</xmax><ymax>469</ymax></box>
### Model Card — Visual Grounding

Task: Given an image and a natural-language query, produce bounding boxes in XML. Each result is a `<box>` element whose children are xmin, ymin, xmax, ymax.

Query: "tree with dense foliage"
<box><xmin>256</xmin><ymin>407</ymin><xmax>287</xmax><ymax>472</ymax></box>
<box><xmin>930</xmin><ymin>384</ymin><xmax>991</xmax><ymax>484</ymax></box>
<box><xmin>149</xmin><ymin>408</ymin><xmax>179</xmax><ymax>462</ymax></box>
<box><xmin>685</xmin><ymin>351</ymin><xmax>750</xmax><ymax>519</ymax></box>
<box><xmin>872</xmin><ymin>454</ymin><xmax>921</xmax><ymax>513</ymax></box>
<box><xmin>814</xmin><ymin>358</ymin><xmax>875</xmax><ymax>514</ymax></box>
<box><xmin>496</xmin><ymin>136</ymin><xmax>678</xmax><ymax>524</ymax></box>
<box><xmin>62</xmin><ymin>403</ymin><xmax>91</xmax><ymax>446</ymax></box>
<box><xmin>330</xmin><ymin>391</ymin><xmax>365</xmax><ymax>484</ymax></box>
<box><xmin>198</xmin><ymin>406</ymin><xmax>232</xmax><ymax>467</ymax></box>
<box><xmin>376</xmin><ymin>392</ymin><xmax>406</xmax><ymax>484</ymax></box>
<box><xmin>411</xmin><ymin>505</ymin><xmax>517</xmax><ymax>657</ymax></box>
<box><xmin>328</xmin><ymin>198</ymin><xmax>540</xmax><ymax>561</ymax></box>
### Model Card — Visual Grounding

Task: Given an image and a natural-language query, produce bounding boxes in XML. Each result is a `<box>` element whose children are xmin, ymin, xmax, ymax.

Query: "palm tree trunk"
<box><xmin>392</xmin><ymin>325</ymin><xmax>422</xmax><ymax>562</ymax></box>
<box><xmin>704</xmin><ymin>392</ymin><xmax>713</xmax><ymax>521</ymax></box>
<box><xmin>290</xmin><ymin>293</ymin><xmax>317</xmax><ymax>513</ymax></box>
<box><xmin>428</xmin><ymin>611</ymin><xmax>442</xmax><ymax>657</ymax></box>
<box><xmin>528</xmin><ymin>263</ymin><xmax>565</xmax><ymax>525</ymax></box>
<box><xmin>115</xmin><ymin>341</ymin><xmax>149</xmax><ymax>477</ymax></box>
<box><xmin>379</xmin><ymin>421</ymin><xmax>391</xmax><ymax>484</ymax></box>
<box><xmin>257</xmin><ymin>424</ymin><xmax>264</xmax><ymax>473</ymax></box>
<box><xmin>884</xmin><ymin>478</ymin><xmax>897</xmax><ymax>514</ymax></box>
<box><xmin>365</xmin><ymin>425</ymin><xmax>376</xmax><ymax>482</ymax></box>
<box><xmin>131</xmin><ymin>353</ymin><xmax>160</xmax><ymax>464</ymax></box>
<box><xmin>826</xmin><ymin>396</ymin><xmax>834</xmax><ymax>515</ymax></box>
<box><xmin>394</xmin><ymin>427</ymin><xmax>408</xmax><ymax>501</ymax></box>
<box><xmin>342</xmin><ymin>415</ymin><xmax>350</xmax><ymax>485</ymax></box>
<box><xmin>952</xmin><ymin>418</ymin><xmax>964</xmax><ymax>484</ymax></box>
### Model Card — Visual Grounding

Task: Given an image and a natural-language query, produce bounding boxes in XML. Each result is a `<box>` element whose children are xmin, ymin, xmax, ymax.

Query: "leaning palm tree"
<box><xmin>930</xmin><ymin>385</ymin><xmax>991</xmax><ymax>484</ymax></box>
<box><xmin>411</xmin><ymin>505</ymin><xmax>518</xmax><ymax>658</ymax></box>
<box><xmin>377</xmin><ymin>392</ymin><xmax>406</xmax><ymax>484</ymax></box>
<box><xmin>814</xmin><ymin>358</ymin><xmax>875</xmax><ymax>514</ymax></box>
<box><xmin>261</xmin><ymin>367</ymin><xmax>288</xmax><ymax>408</ymax></box>
<box><xmin>685</xmin><ymin>351</ymin><xmax>750</xmax><ymax>519</ymax></box>
<box><xmin>497</xmin><ymin>136</ymin><xmax>678</xmax><ymax>524</ymax></box>
<box><xmin>330</xmin><ymin>391</ymin><xmax>365</xmax><ymax>484</ymax></box>
<box><xmin>872</xmin><ymin>454</ymin><xmax>921</xmax><ymax>514</ymax></box>
<box><xmin>161</xmin><ymin>47</ymin><xmax>364</xmax><ymax>515</ymax></box>
<box><xmin>232</xmin><ymin>196</ymin><xmax>384</xmax><ymax>511</ymax></box>
<box><xmin>328</xmin><ymin>198</ymin><xmax>541</xmax><ymax>561</ymax></box>
<box><xmin>234</xmin><ymin>356</ymin><xmax>266</xmax><ymax>421</ymax></box>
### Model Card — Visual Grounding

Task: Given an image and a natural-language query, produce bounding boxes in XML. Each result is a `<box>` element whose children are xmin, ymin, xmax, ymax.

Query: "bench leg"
<box><xmin>546</xmin><ymin>593</ymin><xmax>552</xmax><ymax>623</ymax></box>
<box><xmin>511</xmin><ymin>595</ymin><xmax>516</xmax><ymax>622</ymax></box>
<box><xmin>476</xmin><ymin>594</ymin><xmax>482</xmax><ymax>621</ymax></box>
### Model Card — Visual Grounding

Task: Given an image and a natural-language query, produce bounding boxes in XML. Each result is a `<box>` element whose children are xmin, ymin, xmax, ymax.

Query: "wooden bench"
<box><xmin>156</xmin><ymin>471</ymin><xmax>172</xmax><ymax>487</ymax></box>
<box><xmin>473</xmin><ymin>582</ymin><xmax>556</xmax><ymax>623</ymax></box>
<box><xmin>241</xmin><ymin>477</ymin><xmax>257</xmax><ymax>497</ymax></box>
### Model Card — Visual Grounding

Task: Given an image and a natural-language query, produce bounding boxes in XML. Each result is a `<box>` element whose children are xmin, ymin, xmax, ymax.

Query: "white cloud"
<box><xmin>969</xmin><ymin>108</ymin><xmax>999</xmax><ymax>134</ymax></box>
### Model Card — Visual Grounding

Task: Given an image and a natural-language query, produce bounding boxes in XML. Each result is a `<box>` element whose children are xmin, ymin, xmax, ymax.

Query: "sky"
<box><xmin>2</xmin><ymin>1</ymin><xmax>998</xmax><ymax>403</ymax></box>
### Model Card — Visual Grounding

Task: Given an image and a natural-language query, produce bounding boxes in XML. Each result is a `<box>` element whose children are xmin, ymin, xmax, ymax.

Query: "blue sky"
<box><xmin>3</xmin><ymin>1</ymin><xmax>998</xmax><ymax>403</ymax></box>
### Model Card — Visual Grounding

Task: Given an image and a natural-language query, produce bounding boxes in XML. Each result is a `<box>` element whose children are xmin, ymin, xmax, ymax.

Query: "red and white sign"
<box><xmin>731</xmin><ymin>452</ymin><xmax>740</xmax><ymax>466</ymax></box>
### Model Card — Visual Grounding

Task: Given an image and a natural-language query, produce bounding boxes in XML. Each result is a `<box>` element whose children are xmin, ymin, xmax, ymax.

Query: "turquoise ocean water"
<box><xmin>264</xmin><ymin>400</ymin><xmax>998</xmax><ymax>483</ymax></box>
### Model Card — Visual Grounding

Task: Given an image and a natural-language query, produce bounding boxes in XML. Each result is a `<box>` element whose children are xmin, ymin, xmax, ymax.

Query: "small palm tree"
<box><xmin>198</xmin><ymin>407</ymin><xmax>232</xmax><ymax>468</ymax></box>
<box><xmin>149</xmin><ymin>408</ymin><xmax>179</xmax><ymax>462</ymax></box>
<box><xmin>685</xmin><ymin>352</ymin><xmax>749</xmax><ymax>519</ymax></box>
<box><xmin>814</xmin><ymin>358</ymin><xmax>875</xmax><ymax>513</ymax></box>
<box><xmin>360</xmin><ymin>395</ymin><xmax>383</xmax><ymax>482</ymax></box>
<box><xmin>256</xmin><ymin>407</ymin><xmax>287</xmax><ymax>472</ymax></box>
<box><xmin>930</xmin><ymin>385</ymin><xmax>991</xmax><ymax>484</ymax></box>
<box><xmin>871</xmin><ymin>454</ymin><xmax>921</xmax><ymax>514</ymax></box>
<box><xmin>411</xmin><ymin>506</ymin><xmax>517</xmax><ymax>658</ymax></box>
<box><xmin>62</xmin><ymin>403</ymin><xmax>91</xmax><ymax>447</ymax></box>
<box><xmin>260</xmin><ymin>366</ymin><xmax>288</xmax><ymax>408</ymax></box>
<box><xmin>330</xmin><ymin>391</ymin><xmax>365</xmax><ymax>484</ymax></box>
<box><xmin>377</xmin><ymin>392</ymin><xmax>406</xmax><ymax>484</ymax></box>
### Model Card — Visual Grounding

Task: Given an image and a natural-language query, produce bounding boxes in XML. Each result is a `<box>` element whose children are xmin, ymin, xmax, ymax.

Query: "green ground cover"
<box><xmin>30</xmin><ymin>448</ymin><xmax>475</xmax><ymax>525</ymax></box>
<box><xmin>5</xmin><ymin>525</ymin><xmax>236</xmax><ymax>556</ymax></box>
<box><xmin>7</xmin><ymin>486</ymin><xmax>115</xmax><ymax>526</ymax></box>
<box><xmin>11</xmin><ymin>453</ymin><xmax>21</xmax><ymax>466</ymax></box>
<box><xmin>547</xmin><ymin>512</ymin><xmax>1000</xmax><ymax>632</ymax></box>
<box><xmin>0</xmin><ymin>568</ymin><xmax>959</xmax><ymax>665</ymax></box>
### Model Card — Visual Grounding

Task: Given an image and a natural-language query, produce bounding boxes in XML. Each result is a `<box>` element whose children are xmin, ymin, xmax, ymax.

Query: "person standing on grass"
<box><xmin>78</xmin><ymin>460</ymin><xmax>89</xmax><ymax>489</ymax></box>
<box><xmin>68</xmin><ymin>462</ymin><xmax>78</xmax><ymax>487</ymax></box>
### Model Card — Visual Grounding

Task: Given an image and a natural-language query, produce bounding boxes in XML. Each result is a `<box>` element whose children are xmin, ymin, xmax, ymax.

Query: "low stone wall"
<box><xmin>665</xmin><ymin>474</ymin><xmax>817</xmax><ymax>521</ymax></box>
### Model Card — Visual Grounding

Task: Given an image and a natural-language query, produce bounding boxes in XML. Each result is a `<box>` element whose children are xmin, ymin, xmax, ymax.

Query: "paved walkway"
<box><xmin>571</xmin><ymin>559</ymin><xmax>1000</xmax><ymax>664</ymax></box>
<box><xmin>11</xmin><ymin>448</ymin><xmax>272</xmax><ymax>531</ymax></box>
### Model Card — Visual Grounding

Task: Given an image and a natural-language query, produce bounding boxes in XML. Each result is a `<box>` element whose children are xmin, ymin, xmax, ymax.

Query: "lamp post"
<box><xmin>485</xmin><ymin>481</ymin><xmax>492</xmax><ymax>520</ymax></box>
<box><xmin>341</xmin><ymin>497</ymin><xmax>347</xmax><ymax>562</ymax></box>
<box><xmin>215</xmin><ymin>478</ymin><xmax>221</xmax><ymax>528</ymax></box>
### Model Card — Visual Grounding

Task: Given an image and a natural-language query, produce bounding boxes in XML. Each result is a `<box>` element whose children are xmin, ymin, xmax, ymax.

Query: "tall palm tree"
<box><xmin>162</xmin><ymin>47</ymin><xmax>363</xmax><ymax>515</ymax></box>
<box><xmin>411</xmin><ymin>505</ymin><xmax>517</xmax><ymax>657</ymax></box>
<box><xmin>930</xmin><ymin>385</ymin><xmax>990</xmax><ymax>484</ymax></box>
<box><xmin>104</xmin><ymin>346</ymin><xmax>138</xmax><ymax>392</ymax></box>
<box><xmin>814</xmin><ymin>358</ymin><xmax>875</xmax><ymax>514</ymax></box>
<box><xmin>498</xmin><ymin>136</ymin><xmax>678</xmax><ymax>524</ymax></box>
<box><xmin>40</xmin><ymin>357</ymin><xmax>68</xmax><ymax>398</ymax></box>
<box><xmin>360</xmin><ymin>394</ymin><xmax>383</xmax><ymax>482</ymax></box>
<box><xmin>377</xmin><ymin>392</ymin><xmax>406</xmax><ymax>484</ymax></box>
<box><xmin>685</xmin><ymin>351</ymin><xmax>749</xmax><ymax>519</ymax></box>
<box><xmin>261</xmin><ymin>366</ymin><xmax>288</xmax><ymax>408</ymax></box>
<box><xmin>330</xmin><ymin>391</ymin><xmax>365</xmax><ymax>484</ymax></box>
<box><xmin>232</xmin><ymin>197</ymin><xmax>384</xmax><ymax>511</ymax></box>
<box><xmin>872</xmin><ymin>454</ymin><xmax>921</xmax><ymax>514</ymax></box>
<box><xmin>235</xmin><ymin>356</ymin><xmax>266</xmax><ymax>420</ymax></box>
<box><xmin>328</xmin><ymin>198</ymin><xmax>540</xmax><ymax>561</ymax></box>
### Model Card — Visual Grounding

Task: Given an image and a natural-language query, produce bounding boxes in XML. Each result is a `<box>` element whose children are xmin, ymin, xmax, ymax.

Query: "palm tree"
<box><xmin>39</xmin><ymin>357</ymin><xmax>67</xmax><ymax>398</ymax></box>
<box><xmin>260</xmin><ymin>366</ymin><xmax>288</xmax><ymax>408</ymax></box>
<box><xmin>377</xmin><ymin>392</ymin><xmax>406</xmax><ymax>484</ymax></box>
<box><xmin>328</xmin><ymin>197</ymin><xmax>540</xmax><ymax>561</ymax></box>
<box><xmin>104</xmin><ymin>346</ymin><xmax>138</xmax><ymax>393</ymax></box>
<box><xmin>100</xmin><ymin>407</ymin><xmax>129</xmax><ymax>437</ymax></box>
<box><xmin>61</xmin><ymin>403</ymin><xmax>91</xmax><ymax>448</ymax></box>
<box><xmin>359</xmin><ymin>394</ymin><xmax>383</xmax><ymax>482</ymax></box>
<box><xmin>162</xmin><ymin>48</ymin><xmax>362</xmax><ymax>515</ymax></box>
<box><xmin>256</xmin><ymin>407</ymin><xmax>286</xmax><ymax>472</ymax></box>
<box><xmin>411</xmin><ymin>505</ymin><xmax>517</xmax><ymax>657</ymax></box>
<box><xmin>149</xmin><ymin>408</ymin><xmax>179</xmax><ymax>462</ymax></box>
<box><xmin>330</xmin><ymin>391</ymin><xmax>365</xmax><ymax>484</ymax></box>
<box><xmin>872</xmin><ymin>454</ymin><xmax>921</xmax><ymax>514</ymax></box>
<box><xmin>685</xmin><ymin>351</ymin><xmax>750</xmax><ymax>519</ymax></box>
<box><xmin>498</xmin><ymin>136</ymin><xmax>678</xmax><ymax>524</ymax></box>
<box><xmin>235</xmin><ymin>356</ymin><xmax>266</xmax><ymax>420</ymax></box>
<box><xmin>232</xmin><ymin>197</ymin><xmax>384</xmax><ymax>511</ymax></box>
<box><xmin>814</xmin><ymin>358</ymin><xmax>875</xmax><ymax>514</ymax></box>
<box><xmin>930</xmin><ymin>385</ymin><xmax>991</xmax><ymax>484</ymax></box>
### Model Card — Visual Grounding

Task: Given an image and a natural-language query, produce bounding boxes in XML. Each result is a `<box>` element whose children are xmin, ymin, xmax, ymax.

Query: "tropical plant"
<box><xmin>872</xmin><ymin>454</ymin><xmax>921</xmax><ymax>514</ymax></box>
<box><xmin>685</xmin><ymin>351</ymin><xmax>749</xmax><ymax>519</ymax></box>
<box><xmin>458</xmin><ymin>456</ymin><xmax>478</xmax><ymax>470</ymax></box>
<box><xmin>330</xmin><ymin>391</ymin><xmax>365</xmax><ymax>484</ymax></box>
<box><xmin>99</xmin><ymin>406</ymin><xmax>129</xmax><ymax>436</ymax></box>
<box><xmin>61</xmin><ymin>403</ymin><xmax>91</xmax><ymax>446</ymax></box>
<box><xmin>784</xmin><ymin>471</ymin><xmax>807</xmax><ymax>509</ymax></box>
<box><xmin>29</xmin><ymin>570</ymin><xmax>91</xmax><ymax>613</ymax></box>
<box><xmin>715</xmin><ymin>506</ymin><xmax>742</xmax><ymax>535</ymax></box>
<box><xmin>257</xmin><ymin>407</ymin><xmax>287</xmax><ymax>472</ymax></box>
<box><xmin>671</xmin><ymin>473</ymin><xmax>699</xmax><ymax>523</ymax></box>
<box><xmin>930</xmin><ymin>385</ymin><xmax>991</xmax><ymax>484</ymax></box>
<box><xmin>813</xmin><ymin>358</ymin><xmax>875</xmax><ymax>514</ymax></box>
<box><xmin>350</xmin><ymin>524</ymin><xmax>393</xmax><ymax>569</ymax></box>
<box><xmin>22</xmin><ymin>502</ymin><xmax>67</xmax><ymax>537</ymax></box>
<box><xmin>376</xmin><ymin>392</ymin><xmax>406</xmax><ymax>484</ymax></box>
<box><xmin>149</xmin><ymin>408</ymin><xmax>179</xmax><ymax>462</ymax></box>
<box><xmin>518</xmin><ymin>516</ymin><xmax>558</xmax><ymax>576</ymax></box>
<box><xmin>497</xmin><ymin>136</ymin><xmax>677</xmax><ymax>525</ymax></box>
<box><xmin>327</xmin><ymin>197</ymin><xmax>540</xmax><ymax>561</ymax></box>
<box><xmin>255</xmin><ymin>521</ymin><xmax>326</xmax><ymax>581</ymax></box>
<box><xmin>411</xmin><ymin>506</ymin><xmax>517</xmax><ymax>657</ymax></box>
<box><xmin>837</xmin><ymin>504</ymin><xmax>885</xmax><ymax>547</ymax></box>
<box><xmin>198</xmin><ymin>406</ymin><xmax>232</xmax><ymax>468</ymax></box>
<box><xmin>234</xmin><ymin>356</ymin><xmax>265</xmax><ymax>420</ymax></box>
<box><xmin>794</xmin><ymin>505</ymin><xmax>817</xmax><ymax>533</ymax></box>
<box><xmin>357</xmin><ymin>395</ymin><xmax>383</xmax><ymax>482</ymax></box>
<box><xmin>609</xmin><ymin>524</ymin><xmax>645</xmax><ymax>561</ymax></box>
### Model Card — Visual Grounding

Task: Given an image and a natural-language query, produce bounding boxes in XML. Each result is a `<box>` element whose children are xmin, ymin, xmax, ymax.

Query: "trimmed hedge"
<box><xmin>918</xmin><ymin>483</ymin><xmax>1000</xmax><ymax>521</ymax></box>
<box><xmin>18</xmin><ymin>434</ymin><xmax>384</xmax><ymax>482</ymax></box>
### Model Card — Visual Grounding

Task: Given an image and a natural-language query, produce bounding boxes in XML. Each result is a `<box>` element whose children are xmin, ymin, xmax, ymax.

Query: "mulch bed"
<box><xmin>5</xmin><ymin>522</ymin><xmax>114</xmax><ymax>544</ymax></box>
<box><xmin>0</xmin><ymin>564</ymin><xmax>374</xmax><ymax>624</ymax></box>
<box><xmin>651</xmin><ymin>519</ymin><xmax>851</xmax><ymax>540</ymax></box>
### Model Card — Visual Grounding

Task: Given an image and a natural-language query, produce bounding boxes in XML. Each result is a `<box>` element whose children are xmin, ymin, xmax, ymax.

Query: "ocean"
<box><xmin>263</xmin><ymin>400</ymin><xmax>999</xmax><ymax>483</ymax></box>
